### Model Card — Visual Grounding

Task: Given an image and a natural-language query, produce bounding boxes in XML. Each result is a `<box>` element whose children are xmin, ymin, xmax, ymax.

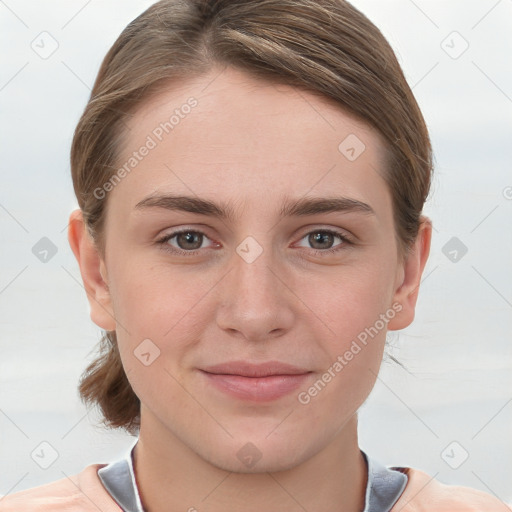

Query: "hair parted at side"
<box><xmin>71</xmin><ymin>0</ymin><xmax>433</xmax><ymax>434</ymax></box>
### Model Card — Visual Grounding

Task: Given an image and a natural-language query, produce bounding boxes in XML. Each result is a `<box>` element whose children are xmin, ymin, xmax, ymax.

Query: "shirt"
<box><xmin>95</xmin><ymin>440</ymin><xmax>408</xmax><ymax>512</ymax></box>
<box><xmin>0</xmin><ymin>440</ymin><xmax>508</xmax><ymax>511</ymax></box>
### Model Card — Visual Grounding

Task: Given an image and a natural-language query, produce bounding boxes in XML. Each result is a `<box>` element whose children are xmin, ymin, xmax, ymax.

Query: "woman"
<box><xmin>1</xmin><ymin>0</ymin><xmax>506</xmax><ymax>510</ymax></box>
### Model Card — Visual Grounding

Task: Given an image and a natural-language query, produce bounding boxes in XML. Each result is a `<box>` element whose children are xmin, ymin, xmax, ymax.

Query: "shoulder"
<box><xmin>0</xmin><ymin>464</ymin><xmax>121</xmax><ymax>512</ymax></box>
<box><xmin>391</xmin><ymin>467</ymin><xmax>510</xmax><ymax>512</ymax></box>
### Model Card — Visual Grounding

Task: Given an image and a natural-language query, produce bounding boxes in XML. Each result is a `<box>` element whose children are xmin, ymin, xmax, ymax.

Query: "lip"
<box><xmin>202</xmin><ymin>360</ymin><xmax>311</xmax><ymax>377</ymax></box>
<box><xmin>199</xmin><ymin>361</ymin><xmax>312</xmax><ymax>402</ymax></box>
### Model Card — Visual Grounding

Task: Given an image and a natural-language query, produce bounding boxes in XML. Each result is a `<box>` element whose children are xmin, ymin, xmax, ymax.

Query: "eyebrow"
<box><xmin>134</xmin><ymin>194</ymin><xmax>375</xmax><ymax>220</ymax></box>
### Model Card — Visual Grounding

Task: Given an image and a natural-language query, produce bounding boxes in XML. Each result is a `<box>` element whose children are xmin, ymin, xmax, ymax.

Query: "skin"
<box><xmin>68</xmin><ymin>66</ymin><xmax>431</xmax><ymax>512</ymax></box>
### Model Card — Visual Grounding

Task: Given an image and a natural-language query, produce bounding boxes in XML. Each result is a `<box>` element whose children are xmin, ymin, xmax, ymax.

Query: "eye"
<box><xmin>156</xmin><ymin>229</ymin><xmax>216</xmax><ymax>254</ymax></box>
<box><xmin>156</xmin><ymin>227</ymin><xmax>352</xmax><ymax>257</ymax></box>
<box><xmin>295</xmin><ymin>229</ymin><xmax>351</xmax><ymax>253</ymax></box>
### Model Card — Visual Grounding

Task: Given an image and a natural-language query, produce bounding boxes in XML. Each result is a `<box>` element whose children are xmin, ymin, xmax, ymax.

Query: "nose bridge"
<box><xmin>215</xmin><ymin>236</ymin><xmax>295</xmax><ymax>340</ymax></box>
<box><xmin>235</xmin><ymin>241</ymin><xmax>279</xmax><ymax>300</ymax></box>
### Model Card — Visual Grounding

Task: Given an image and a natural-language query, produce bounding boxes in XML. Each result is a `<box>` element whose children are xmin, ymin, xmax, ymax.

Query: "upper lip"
<box><xmin>201</xmin><ymin>360</ymin><xmax>311</xmax><ymax>378</ymax></box>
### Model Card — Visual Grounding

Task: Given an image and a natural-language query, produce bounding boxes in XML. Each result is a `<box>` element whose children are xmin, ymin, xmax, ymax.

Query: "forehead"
<box><xmin>109</xmin><ymin>66</ymin><xmax>391</xmax><ymax>219</ymax></box>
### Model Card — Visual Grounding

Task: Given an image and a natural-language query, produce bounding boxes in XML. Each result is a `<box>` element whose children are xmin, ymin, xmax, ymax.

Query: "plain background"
<box><xmin>1</xmin><ymin>0</ymin><xmax>511</xmax><ymax>503</ymax></box>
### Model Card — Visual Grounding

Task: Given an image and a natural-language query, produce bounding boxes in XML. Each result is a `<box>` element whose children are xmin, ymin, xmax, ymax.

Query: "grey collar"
<box><xmin>98</xmin><ymin>439</ymin><xmax>144</xmax><ymax>512</ymax></box>
<box><xmin>98</xmin><ymin>440</ymin><xmax>407</xmax><ymax>512</ymax></box>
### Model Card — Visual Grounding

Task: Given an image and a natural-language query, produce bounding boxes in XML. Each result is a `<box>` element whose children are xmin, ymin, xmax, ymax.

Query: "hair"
<box><xmin>71</xmin><ymin>0</ymin><xmax>433</xmax><ymax>434</ymax></box>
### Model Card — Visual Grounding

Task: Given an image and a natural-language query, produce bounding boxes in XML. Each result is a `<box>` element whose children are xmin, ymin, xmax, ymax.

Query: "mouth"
<box><xmin>201</xmin><ymin>360</ymin><xmax>311</xmax><ymax>377</ymax></box>
<box><xmin>199</xmin><ymin>361</ymin><xmax>313</xmax><ymax>402</ymax></box>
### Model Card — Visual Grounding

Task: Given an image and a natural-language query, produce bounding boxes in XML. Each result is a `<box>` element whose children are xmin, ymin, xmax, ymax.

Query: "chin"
<box><xmin>200</xmin><ymin>434</ymin><xmax>316</xmax><ymax>474</ymax></box>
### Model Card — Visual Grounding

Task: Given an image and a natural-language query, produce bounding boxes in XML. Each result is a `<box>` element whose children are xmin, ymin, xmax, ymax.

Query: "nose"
<box><xmin>215</xmin><ymin>241</ymin><xmax>296</xmax><ymax>342</ymax></box>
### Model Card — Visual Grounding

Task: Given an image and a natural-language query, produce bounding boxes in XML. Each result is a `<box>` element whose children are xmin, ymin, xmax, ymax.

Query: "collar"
<box><xmin>98</xmin><ymin>439</ymin><xmax>407</xmax><ymax>512</ymax></box>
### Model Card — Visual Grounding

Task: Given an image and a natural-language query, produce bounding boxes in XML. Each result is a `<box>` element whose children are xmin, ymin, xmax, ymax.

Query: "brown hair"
<box><xmin>71</xmin><ymin>0</ymin><xmax>433</xmax><ymax>434</ymax></box>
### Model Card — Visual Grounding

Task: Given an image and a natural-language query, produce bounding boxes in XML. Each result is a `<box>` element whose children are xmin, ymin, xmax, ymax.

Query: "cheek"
<box><xmin>109</xmin><ymin>259</ymin><xmax>215</xmax><ymax>337</ymax></box>
<box><xmin>304</xmin><ymin>262</ymin><xmax>396</xmax><ymax>346</ymax></box>
<box><xmin>111</xmin><ymin>269</ymin><xmax>202</xmax><ymax>409</ymax></box>
<box><xmin>109</xmin><ymin>263</ymin><xmax>220</xmax><ymax>407</ymax></box>
<box><xmin>295</xmin><ymin>279</ymin><xmax>388</xmax><ymax>420</ymax></box>
<box><xmin>294</xmin><ymin>262</ymin><xmax>394</xmax><ymax>401</ymax></box>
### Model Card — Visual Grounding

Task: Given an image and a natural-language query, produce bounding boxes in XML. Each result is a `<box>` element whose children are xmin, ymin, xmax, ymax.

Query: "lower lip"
<box><xmin>200</xmin><ymin>371</ymin><xmax>311</xmax><ymax>402</ymax></box>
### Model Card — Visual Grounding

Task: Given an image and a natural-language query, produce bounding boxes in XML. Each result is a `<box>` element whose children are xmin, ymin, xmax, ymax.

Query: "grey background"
<box><xmin>1</xmin><ymin>0</ymin><xmax>511</xmax><ymax>504</ymax></box>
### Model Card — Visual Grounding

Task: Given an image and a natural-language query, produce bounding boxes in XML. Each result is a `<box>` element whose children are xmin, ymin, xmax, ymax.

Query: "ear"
<box><xmin>67</xmin><ymin>209</ymin><xmax>117</xmax><ymax>331</ymax></box>
<box><xmin>387</xmin><ymin>217</ymin><xmax>432</xmax><ymax>330</ymax></box>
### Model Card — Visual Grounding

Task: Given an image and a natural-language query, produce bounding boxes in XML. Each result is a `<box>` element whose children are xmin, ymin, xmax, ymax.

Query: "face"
<box><xmin>89</xmin><ymin>66</ymin><xmax>413</xmax><ymax>473</ymax></box>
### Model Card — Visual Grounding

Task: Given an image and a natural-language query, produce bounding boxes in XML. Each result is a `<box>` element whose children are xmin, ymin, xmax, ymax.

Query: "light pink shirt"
<box><xmin>0</xmin><ymin>463</ymin><xmax>508</xmax><ymax>511</ymax></box>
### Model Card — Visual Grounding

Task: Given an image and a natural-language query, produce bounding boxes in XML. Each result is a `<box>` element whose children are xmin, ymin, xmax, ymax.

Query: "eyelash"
<box><xmin>156</xmin><ymin>228</ymin><xmax>353</xmax><ymax>257</ymax></box>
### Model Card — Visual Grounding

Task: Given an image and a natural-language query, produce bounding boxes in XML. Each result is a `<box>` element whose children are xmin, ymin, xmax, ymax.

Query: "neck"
<box><xmin>133</xmin><ymin>411</ymin><xmax>367</xmax><ymax>512</ymax></box>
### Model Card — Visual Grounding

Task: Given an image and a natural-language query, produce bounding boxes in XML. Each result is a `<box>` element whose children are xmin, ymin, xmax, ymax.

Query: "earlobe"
<box><xmin>67</xmin><ymin>209</ymin><xmax>117</xmax><ymax>331</ymax></box>
<box><xmin>387</xmin><ymin>217</ymin><xmax>432</xmax><ymax>331</ymax></box>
